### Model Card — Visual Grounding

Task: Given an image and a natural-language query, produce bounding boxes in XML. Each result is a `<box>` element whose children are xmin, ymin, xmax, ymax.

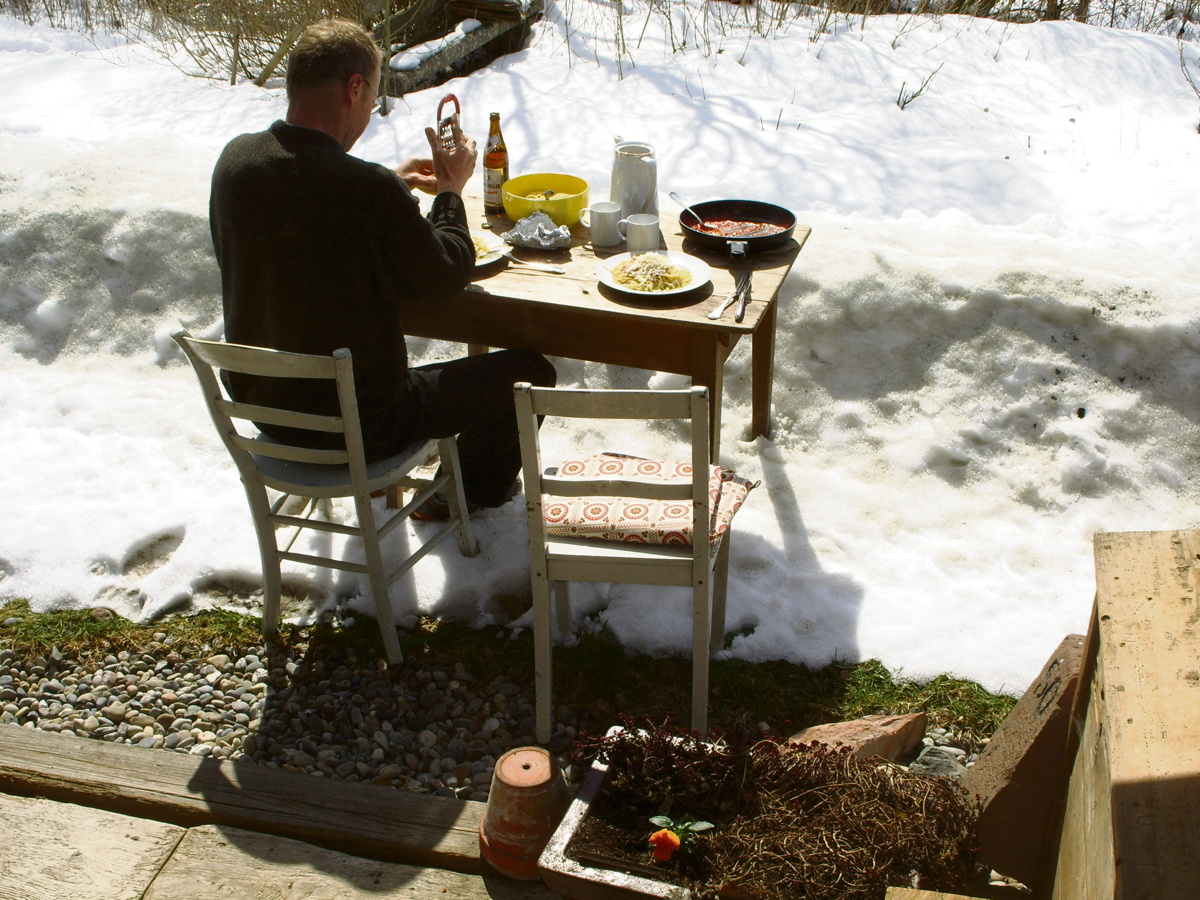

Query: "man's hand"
<box><xmin>424</xmin><ymin>118</ymin><xmax>478</xmax><ymax>196</ymax></box>
<box><xmin>395</xmin><ymin>158</ymin><xmax>438</xmax><ymax>195</ymax></box>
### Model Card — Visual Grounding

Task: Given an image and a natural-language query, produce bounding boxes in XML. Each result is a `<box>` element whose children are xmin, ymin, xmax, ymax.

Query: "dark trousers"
<box><xmin>388</xmin><ymin>349</ymin><xmax>557</xmax><ymax>507</ymax></box>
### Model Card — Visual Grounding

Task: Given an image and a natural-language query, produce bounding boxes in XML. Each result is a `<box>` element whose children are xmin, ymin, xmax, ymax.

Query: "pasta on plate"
<box><xmin>610</xmin><ymin>253</ymin><xmax>692</xmax><ymax>292</ymax></box>
<box><xmin>472</xmin><ymin>234</ymin><xmax>503</xmax><ymax>263</ymax></box>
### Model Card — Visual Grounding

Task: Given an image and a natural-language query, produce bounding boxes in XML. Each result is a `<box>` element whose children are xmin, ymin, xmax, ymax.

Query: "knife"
<box><xmin>734</xmin><ymin>271</ymin><xmax>753</xmax><ymax>322</ymax></box>
<box><xmin>707</xmin><ymin>271</ymin><xmax>749</xmax><ymax>320</ymax></box>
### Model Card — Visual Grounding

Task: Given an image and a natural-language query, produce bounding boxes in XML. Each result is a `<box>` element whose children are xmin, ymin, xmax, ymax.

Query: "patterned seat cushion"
<box><xmin>542</xmin><ymin>453</ymin><xmax>755</xmax><ymax>547</ymax></box>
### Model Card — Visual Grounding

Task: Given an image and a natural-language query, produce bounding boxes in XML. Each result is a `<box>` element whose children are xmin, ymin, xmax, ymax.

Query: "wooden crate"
<box><xmin>1051</xmin><ymin>530</ymin><xmax>1200</xmax><ymax>899</ymax></box>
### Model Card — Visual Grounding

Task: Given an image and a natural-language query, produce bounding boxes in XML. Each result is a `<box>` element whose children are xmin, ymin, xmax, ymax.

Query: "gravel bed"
<box><xmin>0</xmin><ymin>625</ymin><xmax>982</xmax><ymax>803</ymax></box>
<box><xmin>0</xmin><ymin>633</ymin><xmax>582</xmax><ymax>802</ymax></box>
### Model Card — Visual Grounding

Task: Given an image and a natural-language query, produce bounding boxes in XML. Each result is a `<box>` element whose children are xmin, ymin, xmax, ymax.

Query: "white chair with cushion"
<box><xmin>513</xmin><ymin>383</ymin><xmax>755</xmax><ymax>743</ymax></box>
<box><xmin>174</xmin><ymin>329</ymin><xmax>478</xmax><ymax>665</ymax></box>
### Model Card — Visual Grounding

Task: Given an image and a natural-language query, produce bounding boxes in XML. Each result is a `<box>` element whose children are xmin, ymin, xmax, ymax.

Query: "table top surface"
<box><xmin>460</xmin><ymin>193</ymin><xmax>811</xmax><ymax>334</ymax></box>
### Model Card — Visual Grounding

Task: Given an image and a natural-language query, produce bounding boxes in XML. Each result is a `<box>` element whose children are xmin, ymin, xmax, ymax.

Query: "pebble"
<box><xmin>0</xmin><ymin>636</ymin><xmax>587</xmax><ymax>801</ymax></box>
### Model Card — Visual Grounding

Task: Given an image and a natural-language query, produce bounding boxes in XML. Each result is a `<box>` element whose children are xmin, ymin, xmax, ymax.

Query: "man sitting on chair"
<box><xmin>209</xmin><ymin>18</ymin><xmax>556</xmax><ymax>517</ymax></box>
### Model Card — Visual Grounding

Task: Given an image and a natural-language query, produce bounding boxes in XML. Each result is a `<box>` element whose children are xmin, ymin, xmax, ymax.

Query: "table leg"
<box><xmin>690</xmin><ymin>336</ymin><xmax>723</xmax><ymax>463</ymax></box>
<box><xmin>751</xmin><ymin>299</ymin><xmax>777</xmax><ymax>440</ymax></box>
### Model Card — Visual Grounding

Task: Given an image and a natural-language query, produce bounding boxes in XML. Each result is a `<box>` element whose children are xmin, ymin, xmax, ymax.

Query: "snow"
<box><xmin>1</xmin><ymin>2</ymin><xmax>1198</xmax><ymax>696</ymax></box>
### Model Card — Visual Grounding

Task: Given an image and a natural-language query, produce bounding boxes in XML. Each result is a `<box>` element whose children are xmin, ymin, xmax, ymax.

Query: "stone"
<box><xmin>100</xmin><ymin>702</ymin><xmax>127</xmax><ymax>722</ymax></box>
<box><xmin>961</xmin><ymin>633</ymin><xmax>1087</xmax><ymax>894</ymax></box>
<box><xmin>908</xmin><ymin>745</ymin><xmax>966</xmax><ymax>779</ymax></box>
<box><xmin>787</xmin><ymin>712</ymin><xmax>927</xmax><ymax>762</ymax></box>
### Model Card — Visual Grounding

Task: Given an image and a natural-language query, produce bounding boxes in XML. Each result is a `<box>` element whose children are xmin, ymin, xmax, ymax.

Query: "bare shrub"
<box><xmin>141</xmin><ymin>0</ymin><xmax>377</xmax><ymax>83</ymax></box>
<box><xmin>0</xmin><ymin>0</ymin><xmax>454</xmax><ymax>84</ymax></box>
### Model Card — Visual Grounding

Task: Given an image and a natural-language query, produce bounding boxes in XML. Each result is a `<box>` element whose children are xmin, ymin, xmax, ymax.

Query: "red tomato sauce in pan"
<box><xmin>692</xmin><ymin>219</ymin><xmax>786</xmax><ymax>238</ymax></box>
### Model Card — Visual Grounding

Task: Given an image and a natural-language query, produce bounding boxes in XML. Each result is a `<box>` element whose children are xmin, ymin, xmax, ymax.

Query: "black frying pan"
<box><xmin>679</xmin><ymin>199</ymin><xmax>797</xmax><ymax>257</ymax></box>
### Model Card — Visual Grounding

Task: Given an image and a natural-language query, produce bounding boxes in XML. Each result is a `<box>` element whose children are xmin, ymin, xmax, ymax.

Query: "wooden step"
<box><xmin>1051</xmin><ymin>529</ymin><xmax>1200</xmax><ymax>899</ymax></box>
<box><xmin>146</xmin><ymin>823</ymin><xmax>560</xmax><ymax>899</ymax></box>
<box><xmin>0</xmin><ymin>724</ymin><xmax>489</xmax><ymax>875</ymax></box>
<box><xmin>0</xmin><ymin>792</ymin><xmax>184</xmax><ymax>899</ymax></box>
<box><xmin>0</xmin><ymin>791</ymin><xmax>560</xmax><ymax>899</ymax></box>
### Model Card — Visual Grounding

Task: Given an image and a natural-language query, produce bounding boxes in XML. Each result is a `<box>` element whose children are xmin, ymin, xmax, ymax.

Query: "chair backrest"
<box><xmin>173</xmin><ymin>329</ymin><xmax>373</xmax><ymax>496</ymax></box>
<box><xmin>513</xmin><ymin>383</ymin><xmax>712</xmax><ymax>559</ymax></box>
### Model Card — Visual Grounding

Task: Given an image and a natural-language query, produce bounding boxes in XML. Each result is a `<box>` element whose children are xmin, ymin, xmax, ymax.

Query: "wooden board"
<box><xmin>0</xmin><ymin>725</ymin><xmax>489</xmax><ymax>875</ymax></box>
<box><xmin>0</xmin><ymin>792</ymin><xmax>183</xmax><ymax>900</ymax></box>
<box><xmin>884</xmin><ymin>889</ymin><xmax>978</xmax><ymax>899</ymax></box>
<box><xmin>143</xmin><ymin>824</ymin><xmax>561</xmax><ymax>899</ymax></box>
<box><xmin>380</xmin><ymin>1</ymin><xmax>544</xmax><ymax>96</ymax></box>
<box><xmin>1052</xmin><ymin>529</ymin><xmax>1200</xmax><ymax>899</ymax></box>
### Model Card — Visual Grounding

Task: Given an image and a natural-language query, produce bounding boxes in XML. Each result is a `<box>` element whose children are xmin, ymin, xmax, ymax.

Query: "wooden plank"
<box><xmin>1052</xmin><ymin>529</ymin><xmax>1200</xmax><ymax>900</ymax></box>
<box><xmin>0</xmin><ymin>725</ymin><xmax>490</xmax><ymax>875</ymax></box>
<box><xmin>143</xmin><ymin>824</ymin><xmax>560</xmax><ymax>899</ymax></box>
<box><xmin>884</xmin><ymin>890</ymin><xmax>978</xmax><ymax>900</ymax></box>
<box><xmin>0</xmin><ymin>792</ymin><xmax>183</xmax><ymax>900</ymax></box>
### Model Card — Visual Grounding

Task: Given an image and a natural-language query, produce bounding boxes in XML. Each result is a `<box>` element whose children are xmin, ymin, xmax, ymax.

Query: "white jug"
<box><xmin>610</xmin><ymin>140</ymin><xmax>657</xmax><ymax>220</ymax></box>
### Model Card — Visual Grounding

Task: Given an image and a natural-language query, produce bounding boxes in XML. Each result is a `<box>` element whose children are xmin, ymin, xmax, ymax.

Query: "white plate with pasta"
<box><xmin>596</xmin><ymin>251</ymin><xmax>711</xmax><ymax>295</ymax></box>
<box><xmin>472</xmin><ymin>232</ymin><xmax>507</xmax><ymax>267</ymax></box>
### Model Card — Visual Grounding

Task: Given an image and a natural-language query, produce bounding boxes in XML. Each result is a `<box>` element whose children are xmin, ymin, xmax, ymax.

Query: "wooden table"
<box><xmin>401</xmin><ymin>194</ymin><xmax>810</xmax><ymax>461</ymax></box>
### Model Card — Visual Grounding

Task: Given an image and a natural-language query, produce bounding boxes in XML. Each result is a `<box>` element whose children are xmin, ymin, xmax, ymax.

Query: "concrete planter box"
<box><xmin>536</xmin><ymin>738</ymin><xmax>691</xmax><ymax>900</ymax></box>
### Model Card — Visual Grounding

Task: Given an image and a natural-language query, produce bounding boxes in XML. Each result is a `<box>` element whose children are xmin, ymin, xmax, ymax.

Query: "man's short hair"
<box><xmin>286</xmin><ymin>18</ymin><xmax>382</xmax><ymax>95</ymax></box>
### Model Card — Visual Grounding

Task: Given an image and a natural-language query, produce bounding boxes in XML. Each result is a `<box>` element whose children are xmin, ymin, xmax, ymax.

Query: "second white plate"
<box><xmin>596</xmin><ymin>251</ymin><xmax>712</xmax><ymax>296</ymax></box>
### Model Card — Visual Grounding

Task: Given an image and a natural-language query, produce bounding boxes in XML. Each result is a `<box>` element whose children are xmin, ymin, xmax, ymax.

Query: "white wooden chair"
<box><xmin>174</xmin><ymin>329</ymin><xmax>478</xmax><ymax>665</ymax></box>
<box><xmin>514</xmin><ymin>383</ymin><xmax>754</xmax><ymax>743</ymax></box>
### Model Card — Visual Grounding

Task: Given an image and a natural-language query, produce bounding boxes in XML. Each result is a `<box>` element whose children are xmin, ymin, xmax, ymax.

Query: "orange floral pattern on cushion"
<box><xmin>542</xmin><ymin>453</ymin><xmax>754</xmax><ymax>547</ymax></box>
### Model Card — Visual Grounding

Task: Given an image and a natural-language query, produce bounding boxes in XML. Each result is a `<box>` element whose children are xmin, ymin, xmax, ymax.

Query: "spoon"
<box><xmin>503</xmin><ymin>250</ymin><xmax>565</xmax><ymax>274</ymax></box>
<box><xmin>669</xmin><ymin>190</ymin><xmax>703</xmax><ymax>226</ymax></box>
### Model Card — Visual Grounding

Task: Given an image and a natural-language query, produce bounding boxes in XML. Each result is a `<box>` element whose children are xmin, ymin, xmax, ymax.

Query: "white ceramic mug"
<box><xmin>619</xmin><ymin>213</ymin><xmax>660</xmax><ymax>253</ymax></box>
<box><xmin>581</xmin><ymin>201</ymin><xmax>623</xmax><ymax>247</ymax></box>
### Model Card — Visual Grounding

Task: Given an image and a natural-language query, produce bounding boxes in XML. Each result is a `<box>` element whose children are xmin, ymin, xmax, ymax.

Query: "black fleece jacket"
<box><xmin>209</xmin><ymin>120</ymin><xmax>474</xmax><ymax>455</ymax></box>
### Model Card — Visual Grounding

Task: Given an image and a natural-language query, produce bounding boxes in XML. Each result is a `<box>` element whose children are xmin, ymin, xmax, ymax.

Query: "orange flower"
<box><xmin>648</xmin><ymin>828</ymin><xmax>681</xmax><ymax>861</ymax></box>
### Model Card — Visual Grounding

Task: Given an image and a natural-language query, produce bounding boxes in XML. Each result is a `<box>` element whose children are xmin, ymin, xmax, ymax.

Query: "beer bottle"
<box><xmin>483</xmin><ymin>112</ymin><xmax>509</xmax><ymax>214</ymax></box>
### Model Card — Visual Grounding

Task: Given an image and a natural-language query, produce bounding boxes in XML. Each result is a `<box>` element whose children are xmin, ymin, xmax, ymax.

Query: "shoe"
<box><xmin>411</xmin><ymin>492</ymin><xmax>464</xmax><ymax>522</ymax></box>
<box><xmin>411</xmin><ymin>477</ymin><xmax>522</xmax><ymax>522</ymax></box>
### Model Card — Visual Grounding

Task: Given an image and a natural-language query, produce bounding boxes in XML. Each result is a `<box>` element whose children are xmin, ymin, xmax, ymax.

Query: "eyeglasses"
<box><xmin>368</xmin><ymin>79</ymin><xmax>388</xmax><ymax>117</ymax></box>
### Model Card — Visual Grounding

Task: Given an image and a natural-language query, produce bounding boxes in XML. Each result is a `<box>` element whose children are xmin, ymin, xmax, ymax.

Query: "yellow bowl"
<box><xmin>501</xmin><ymin>173</ymin><xmax>589</xmax><ymax>227</ymax></box>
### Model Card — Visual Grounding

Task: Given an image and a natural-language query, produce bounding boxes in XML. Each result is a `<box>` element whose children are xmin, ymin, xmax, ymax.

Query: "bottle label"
<box><xmin>483</xmin><ymin>167</ymin><xmax>506</xmax><ymax>209</ymax></box>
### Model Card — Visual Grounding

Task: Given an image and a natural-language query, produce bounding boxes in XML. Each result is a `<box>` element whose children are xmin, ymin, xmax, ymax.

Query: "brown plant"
<box><xmin>569</xmin><ymin>717</ymin><xmax>979</xmax><ymax>900</ymax></box>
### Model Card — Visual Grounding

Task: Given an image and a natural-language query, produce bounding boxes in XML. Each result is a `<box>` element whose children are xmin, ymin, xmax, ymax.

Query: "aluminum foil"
<box><xmin>501</xmin><ymin>211</ymin><xmax>572</xmax><ymax>250</ymax></box>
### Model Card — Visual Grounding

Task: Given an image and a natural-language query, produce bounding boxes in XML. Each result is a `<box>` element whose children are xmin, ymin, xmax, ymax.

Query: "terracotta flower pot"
<box><xmin>479</xmin><ymin>745</ymin><xmax>572</xmax><ymax>880</ymax></box>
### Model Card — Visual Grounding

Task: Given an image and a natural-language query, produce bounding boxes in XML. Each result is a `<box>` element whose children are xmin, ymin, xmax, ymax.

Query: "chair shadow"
<box><xmin>726</xmin><ymin>437</ymin><xmax>867</xmax><ymax>670</ymax></box>
<box><xmin>180</xmin><ymin>626</ymin><xmax>504</xmax><ymax>892</ymax></box>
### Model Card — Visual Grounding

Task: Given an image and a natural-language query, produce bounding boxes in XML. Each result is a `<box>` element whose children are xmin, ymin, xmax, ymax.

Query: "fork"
<box><xmin>707</xmin><ymin>271</ymin><xmax>750</xmax><ymax>320</ymax></box>
<box><xmin>503</xmin><ymin>250</ymin><xmax>565</xmax><ymax>274</ymax></box>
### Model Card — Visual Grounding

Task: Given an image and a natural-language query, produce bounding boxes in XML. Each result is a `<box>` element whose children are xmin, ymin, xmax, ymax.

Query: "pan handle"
<box><xmin>727</xmin><ymin>240</ymin><xmax>747</xmax><ymax>259</ymax></box>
